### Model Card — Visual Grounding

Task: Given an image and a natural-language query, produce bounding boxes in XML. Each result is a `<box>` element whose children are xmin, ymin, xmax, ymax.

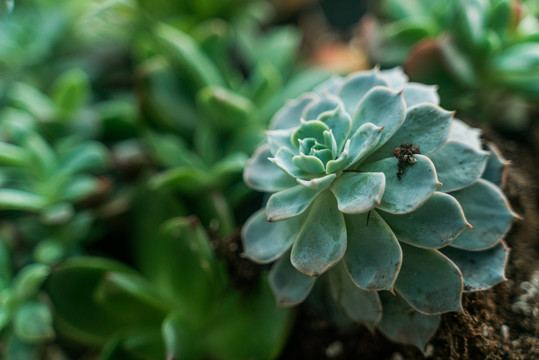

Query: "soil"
<box><xmin>216</xmin><ymin>123</ymin><xmax>539</xmax><ymax>360</ymax></box>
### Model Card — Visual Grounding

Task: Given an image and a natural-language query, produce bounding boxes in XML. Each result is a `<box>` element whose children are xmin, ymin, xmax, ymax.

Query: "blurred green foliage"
<box><xmin>0</xmin><ymin>0</ymin><xmax>328</xmax><ymax>358</ymax></box>
<box><xmin>362</xmin><ymin>0</ymin><xmax>539</xmax><ymax>129</ymax></box>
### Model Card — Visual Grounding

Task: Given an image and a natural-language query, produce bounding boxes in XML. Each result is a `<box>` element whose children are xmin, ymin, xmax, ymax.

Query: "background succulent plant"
<box><xmin>242</xmin><ymin>67</ymin><xmax>517</xmax><ymax>349</ymax></box>
<box><xmin>360</xmin><ymin>0</ymin><xmax>539</xmax><ymax>130</ymax></box>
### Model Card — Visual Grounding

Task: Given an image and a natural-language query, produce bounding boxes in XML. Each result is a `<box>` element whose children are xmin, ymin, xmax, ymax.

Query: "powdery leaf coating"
<box><xmin>241</xmin><ymin>67</ymin><xmax>514</xmax><ymax>349</ymax></box>
<box><xmin>330</xmin><ymin>172</ymin><xmax>385</xmax><ymax>214</ymax></box>
<box><xmin>395</xmin><ymin>243</ymin><xmax>463</xmax><ymax>315</ymax></box>
<box><xmin>266</xmin><ymin>185</ymin><xmax>319</xmax><ymax>221</ymax></box>
<box><xmin>441</xmin><ymin>242</ymin><xmax>509</xmax><ymax>292</ymax></box>
<box><xmin>343</xmin><ymin>211</ymin><xmax>402</xmax><ymax>291</ymax></box>
<box><xmin>242</xmin><ymin>209</ymin><xmax>298</xmax><ymax>264</ymax></box>
<box><xmin>361</xmin><ymin>155</ymin><xmax>441</xmax><ymax>214</ymax></box>
<box><xmin>430</xmin><ymin>140</ymin><xmax>489</xmax><ymax>192</ymax></box>
<box><xmin>450</xmin><ymin>179</ymin><xmax>517</xmax><ymax>250</ymax></box>
<box><xmin>291</xmin><ymin>192</ymin><xmax>346</xmax><ymax>276</ymax></box>
<box><xmin>379</xmin><ymin>192</ymin><xmax>470</xmax><ymax>249</ymax></box>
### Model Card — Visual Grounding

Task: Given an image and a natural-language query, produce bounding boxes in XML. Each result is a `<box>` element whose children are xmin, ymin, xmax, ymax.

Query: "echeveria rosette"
<box><xmin>242</xmin><ymin>67</ymin><xmax>517</xmax><ymax>349</ymax></box>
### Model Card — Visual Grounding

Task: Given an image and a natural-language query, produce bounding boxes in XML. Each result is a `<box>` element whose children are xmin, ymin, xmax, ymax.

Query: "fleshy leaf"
<box><xmin>269</xmin><ymin>253</ymin><xmax>316</xmax><ymax>306</ymax></box>
<box><xmin>291</xmin><ymin>192</ymin><xmax>346</xmax><ymax>276</ymax></box>
<box><xmin>449</xmin><ymin>179</ymin><xmax>516</xmax><ymax>250</ymax></box>
<box><xmin>330</xmin><ymin>172</ymin><xmax>385</xmax><ymax>214</ymax></box>
<box><xmin>0</xmin><ymin>189</ymin><xmax>48</xmax><ymax>212</ymax></box>
<box><xmin>361</xmin><ymin>155</ymin><xmax>440</xmax><ymax>214</ymax></box>
<box><xmin>336</xmin><ymin>71</ymin><xmax>388</xmax><ymax>115</ymax></box>
<box><xmin>266</xmin><ymin>129</ymin><xmax>296</xmax><ymax>154</ymax></box>
<box><xmin>378</xmin><ymin>67</ymin><xmax>408</xmax><ymax>89</ymax></box>
<box><xmin>395</xmin><ymin>243</ymin><xmax>463</xmax><ymax>315</ymax></box>
<box><xmin>366</xmin><ymin>104</ymin><xmax>452</xmax><ymax>163</ymax></box>
<box><xmin>244</xmin><ymin>145</ymin><xmax>297</xmax><ymax>192</ymax></box>
<box><xmin>292</xmin><ymin>154</ymin><xmax>325</xmax><ymax>174</ymax></box>
<box><xmin>291</xmin><ymin>120</ymin><xmax>329</xmax><ymax>148</ymax></box>
<box><xmin>266</xmin><ymin>185</ymin><xmax>319</xmax><ymax>221</ymax></box>
<box><xmin>448</xmin><ymin>118</ymin><xmax>482</xmax><ymax>151</ymax></box>
<box><xmin>343</xmin><ymin>211</ymin><xmax>402</xmax><ymax>290</ymax></box>
<box><xmin>377</xmin><ymin>292</ymin><xmax>441</xmax><ymax>350</ymax></box>
<box><xmin>325</xmin><ymin>140</ymin><xmax>350</xmax><ymax>174</ymax></box>
<box><xmin>269</xmin><ymin>147</ymin><xmax>306</xmax><ymax>179</ymax></box>
<box><xmin>13</xmin><ymin>301</ymin><xmax>55</xmax><ymax>342</ymax></box>
<box><xmin>297</xmin><ymin>173</ymin><xmax>336</xmax><ymax>191</ymax></box>
<box><xmin>352</xmin><ymin>87</ymin><xmax>406</xmax><ymax>148</ymax></box>
<box><xmin>313</xmin><ymin>76</ymin><xmax>344</xmax><ymax>95</ymax></box>
<box><xmin>402</xmin><ymin>83</ymin><xmax>440</xmax><ymax>107</ymax></box>
<box><xmin>379</xmin><ymin>192</ymin><xmax>469</xmax><ymax>249</ymax></box>
<box><xmin>329</xmin><ymin>262</ymin><xmax>382</xmax><ymax>330</ymax></box>
<box><xmin>316</xmin><ymin>106</ymin><xmax>352</xmax><ymax>153</ymax></box>
<box><xmin>430</xmin><ymin>140</ymin><xmax>489</xmax><ymax>192</ymax></box>
<box><xmin>481</xmin><ymin>143</ymin><xmax>507</xmax><ymax>187</ymax></box>
<box><xmin>242</xmin><ymin>209</ymin><xmax>301</xmax><ymax>264</ymax></box>
<box><xmin>302</xmin><ymin>94</ymin><xmax>342</xmax><ymax>120</ymax></box>
<box><xmin>342</xmin><ymin>123</ymin><xmax>385</xmax><ymax>169</ymax></box>
<box><xmin>270</xmin><ymin>94</ymin><xmax>317</xmax><ymax>130</ymax></box>
<box><xmin>441</xmin><ymin>242</ymin><xmax>509</xmax><ymax>292</ymax></box>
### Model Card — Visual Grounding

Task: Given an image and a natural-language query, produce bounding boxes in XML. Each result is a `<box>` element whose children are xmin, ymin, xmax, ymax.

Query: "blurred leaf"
<box><xmin>206</xmin><ymin>275</ymin><xmax>292</xmax><ymax>360</ymax></box>
<box><xmin>12</xmin><ymin>264</ymin><xmax>49</xmax><ymax>302</ymax></box>
<box><xmin>51</xmin><ymin>69</ymin><xmax>90</xmax><ymax>119</ymax></box>
<box><xmin>0</xmin><ymin>142</ymin><xmax>27</xmax><ymax>167</ymax></box>
<box><xmin>0</xmin><ymin>108</ymin><xmax>36</xmax><ymax>141</ymax></box>
<box><xmin>46</xmin><ymin>257</ymin><xmax>139</xmax><ymax>345</ymax></box>
<box><xmin>145</xmin><ymin>131</ymin><xmax>204</xmax><ymax>169</ymax></box>
<box><xmin>22</xmin><ymin>133</ymin><xmax>57</xmax><ymax>181</ymax></box>
<box><xmin>40</xmin><ymin>202</ymin><xmax>74</xmax><ymax>225</ymax></box>
<box><xmin>33</xmin><ymin>240</ymin><xmax>66</xmax><ymax>264</ymax></box>
<box><xmin>197</xmin><ymin>85</ymin><xmax>257</xmax><ymax>131</ymax></box>
<box><xmin>5</xmin><ymin>332</ymin><xmax>41</xmax><ymax>360</ymax></box>
<box><xmin>8</xmin><ymin>83</ymin><xmax>55</xmax><ymax>123</ymax></box>
<box><xmin>162</xmin><ymin>313</ymin><xmax>202</xmax><ymax>360</ymax></box>
<box><xmin>0</xmin><ymin>289</ymin><xmax>16</xmax><ymax>331</ymax></box>
<box><xmin>150</xmin><ymin>167</ymin><xmax>212</xmax><ymax>193</ymax></box>
<box><xmin>13</xmin><ymin>301</ymin><xmax>55</xmax><ymax>343</ymax></box>
<box><xmin>210</xmin><ymin>152</ymin><xmax>248</xmax><ymax>183</ymax></box>
<box><xmin>94</xmin><ymin>271</ymin><xmax>171</xmax><ymax>326</ymax></box>
<box><xmin>155</xmin><ymin>23</ymin><xmax>225</xmax><ymax>90</ymax></box>
<box><xmin>57</xmin><ymin>141</ymin><xmax>108</xmax><ymax>175</ymax></box>
<box><xmin>62</xmin><ymin>175</ymin><xmax>100</xmax><ymax>202</ymax></box>
<box><xmin>0</xmin><ymin>189</ymin><xmax>48</xmax><ymax>212</ymax></box>
<box><xmin>102</xmin><ymin>330</ymin><xmax>165</xmax><ymax>360</ymax></box>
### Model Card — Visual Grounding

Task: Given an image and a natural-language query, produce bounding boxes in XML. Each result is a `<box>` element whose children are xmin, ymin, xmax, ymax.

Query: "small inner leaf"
<box><xmin>291</xmin><ymin>120</ymin><xmax>330</xmax><ymax>148</ymax></box>
<box><xmin>292</xmin><ymin>154</ymin><xmax>325</xmax><ymax>174</ymax></box>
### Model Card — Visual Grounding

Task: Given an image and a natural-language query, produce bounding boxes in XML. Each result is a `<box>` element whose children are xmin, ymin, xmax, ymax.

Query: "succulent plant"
<box><xmin>136</xmin><ymin>4</ymin><xmax>330</xmax><ymax>235</ymax></box>
<box><xmin>241</xmin><ymin>67</ymin><xmax>517</xmax><ymax>349</ymax></box>
<box><xmin>360</xmin><ymin>0</ymin><xmax>539</xmax><ymax>129</ymax></box>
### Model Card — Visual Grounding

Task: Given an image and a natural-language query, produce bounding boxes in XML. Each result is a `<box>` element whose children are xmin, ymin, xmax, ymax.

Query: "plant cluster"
<box><xmin>361</xmin><ymin>0</ymin><xmax>539</xmax><ymax>129</ymax></box>
<box><xmin>0</xmin><ymin>0</ymin><xmax>523</xmax><ymax>358</ymax></box>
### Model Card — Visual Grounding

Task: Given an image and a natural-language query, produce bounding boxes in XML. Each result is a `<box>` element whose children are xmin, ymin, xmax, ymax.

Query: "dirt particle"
<box><xmin>393</xmin><ymin>143</ymin><xmax>421</xmax><ymax>180</ymax></box>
